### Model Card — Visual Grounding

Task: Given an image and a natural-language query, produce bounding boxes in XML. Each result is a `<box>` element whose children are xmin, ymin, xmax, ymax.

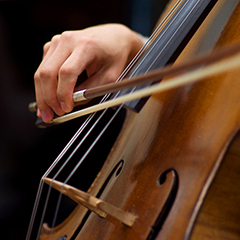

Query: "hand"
<box><xmin>34</xmin><ymin>23</ymin><xmax>144</xmax><ymax>122</ymax></box>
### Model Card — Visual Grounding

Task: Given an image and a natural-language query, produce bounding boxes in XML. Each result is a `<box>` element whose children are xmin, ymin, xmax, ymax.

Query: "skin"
<box><xmin>34</xmin><ymin>23</ymin><xmax>144</xmax><ymax>123</ymax></box>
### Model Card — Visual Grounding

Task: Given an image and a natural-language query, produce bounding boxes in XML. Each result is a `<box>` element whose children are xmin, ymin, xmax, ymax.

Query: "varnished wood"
<box><xmin>38</xmin><ymin>0</ymin><xmax>240</xmax><ymax>239</ymax></box>
<box><xmin>190</xmin><ymin>132</ymin><xmax>240</xmax><ymax>240</ymax></box>
<box><xmin>75</xmin><ymin>1</ymin><xmax>240</xmax><ymax>239</ymax></box>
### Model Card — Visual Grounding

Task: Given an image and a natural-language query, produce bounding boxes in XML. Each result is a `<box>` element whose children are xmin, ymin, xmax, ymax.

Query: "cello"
<box><xmin>27</xmin><ymin>0</ymin><xmax>240</xmax><ymax>239</ymax></box>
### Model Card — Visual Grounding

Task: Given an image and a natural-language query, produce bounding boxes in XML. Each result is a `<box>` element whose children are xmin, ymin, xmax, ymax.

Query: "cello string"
<box><xmin>128</xmin><ymin>0</ymin><xmax>188</xmax><ymax>78</ymax></box>
<box><xmin>26</xmin><ymin>1</ymin><xmax>183</xmax><ymax>239</ymax></box>
<box><xmin>48</xmin><ymin>0</ymin><xmax>192</xmax><ymax>234</ymax></box>
<box><xmin>34</xmin><ymin>100</ymin><xmax>111</xmax><ymax>239</ymax></box>
<box><xmin>50</xmin><ymin>0</ymin><xmax>186</xmax><ymax>190</ymax></box>
<box><xmin>44</xmin><ymin>0</ymin><xmax>188</xmax><ymax>237</ymax></box>
<box><xmin>31</xmin><ymin>0</ymin><xmax>185</xmax><ymax>237</ymax></box>
<box><xmin>64</xmin><ymin>106</ymin><xmax>123</xmax><ymax>184</ymax></box>
<box><xmin>146</xmin><ymin>0</ymin><xmax>198</xmax><ymax>72</ymax></box>
<box><xmin>42</xmin><ymin>109</ymin><xmax>110</xmax><ymax>238</ymax></box>
<box><xmin>31</xmin><ymin>33</ymin><xmax>144</xmax><ymax>240</ymax></box>
<box><xmin>28</xmin><ymin>92</ymin><xmax>116</xmax><ymax>240</ymax></box>
<box><xmin>47</xmin><ymin>0</ymin><xmax>183</xmax><ymax>203</ymax></box>
<box><xmin>44</xmin><ymin>0</ymin><xmax>185</xmax><ymax>125</ymax></box>
<box><xmin>35</xmin><ymin>34</ymin><xmax>151</xmax><ymax>239</ymax></box>
<box><xmin>50</xmin><ymin>106</ymin><xmax>123</xmax><ymax>235</ymax></box>
<box><xmin>26</xmin><ymin>113</ymin><xmax>97</xmax><ymax>240</ymax></box>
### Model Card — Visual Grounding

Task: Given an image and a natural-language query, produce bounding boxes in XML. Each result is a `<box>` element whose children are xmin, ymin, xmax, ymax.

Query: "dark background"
<box><xmin>0</xmin><ymin>0</ymin><xmax>168</xmax><ymax>239</ymax></box>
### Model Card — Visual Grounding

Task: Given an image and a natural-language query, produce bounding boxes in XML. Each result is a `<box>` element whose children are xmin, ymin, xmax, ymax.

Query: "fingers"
<box><xmin>34</xmin><ymin>70</ymin><xmax>54</xmax><ymax>122</ymax></box>
<box><xmin>33</xmin><ymin>25</ymin><xmax>144</xmax><ymax>123</ymax></box>
<box><xmin>34</xmin><ymin>33</ymin><xmax>83</xmax><ymax>122</ymax></box>
<box><xmin>42</xmin><ymin>41</ymin><xmax>51</xmax><ymax>59</ymax></box>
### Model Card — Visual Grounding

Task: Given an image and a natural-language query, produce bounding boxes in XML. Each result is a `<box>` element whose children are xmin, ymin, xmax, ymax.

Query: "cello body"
<box><xmin>39</xmin><ymin>0</ymin><xmax>240</xmax><ymax>239</ymax></box>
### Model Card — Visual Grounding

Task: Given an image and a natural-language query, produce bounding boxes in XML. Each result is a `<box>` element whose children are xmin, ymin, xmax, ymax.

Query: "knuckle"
<box><xmin>43</xmin><ymin>41</ymin><xmax>51</xmax><ymax>52</ymax></box>
<box><xmin>80</xmin><ymin>36</ymin><xmax>93</xmax><ymax>45</ymax></box>
<box><xmin>57</xmin><ymin>90</ymin><xmax>67</xmax><ymax>101</ymax></box>
<box><xmin>34</xmin><ymin>71</ymin><xmax>40</xmax><ymax>82</ymax></box>
<box><xmin>80</xmin><ymin>37</ymin><xmax>96</xmax><ymax>52</ymax></box>
<box><xmin>39</xmin><ymin>66</ymin><xmax>53</xmax><ymax>80</ymax></box>
<box><xmin>43</xmin><ymin>94</ymin><xmax>57</xmax><ymax>107</ymax></box>
<box><xmin>59</xmin><ymin>65</ymin><xmax>72</xmax><ymax>77</ymax></box>
<box><xmin>61</xmin><ymin>31</ymin><xmax>74</xmax><ymax>42</ymax></box>
<box><xmin>51</xmin><ymin>34</ymin><xmax>61</xmax><ymax>44</ymax></box>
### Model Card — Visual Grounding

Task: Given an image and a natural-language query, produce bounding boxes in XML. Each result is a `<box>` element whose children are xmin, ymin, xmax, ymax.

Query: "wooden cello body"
<box><xmin>38</xmin><ymin>0</ymin><xmax>240</xmax><ymax>239</ymax></box>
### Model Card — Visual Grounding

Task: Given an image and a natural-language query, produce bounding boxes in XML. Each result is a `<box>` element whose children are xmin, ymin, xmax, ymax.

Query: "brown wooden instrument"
<box><xmin>27</xmin><ymin>0</ymin><xmax>240</xmax><ymax>239</ymax></box>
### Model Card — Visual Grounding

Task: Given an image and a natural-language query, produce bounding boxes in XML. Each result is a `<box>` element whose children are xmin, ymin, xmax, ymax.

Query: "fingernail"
<box><xmin>37</xmin><ymin>108</ymin><xmax>41</xmax><ymax>118</ymax></box>
<box><xmin>60</xmin><ymin>102</ymin><xmax>69</xmax><ymax>112</ymax></box>
<box><xmin>41</xmin><ymin>111</ymin><xmax>50</xmax><ymax>122</ymax></box>
<box><xmin>53</xmin><ymin>108</ymin><xmax>64</xmax><ymax>116</ymax></box>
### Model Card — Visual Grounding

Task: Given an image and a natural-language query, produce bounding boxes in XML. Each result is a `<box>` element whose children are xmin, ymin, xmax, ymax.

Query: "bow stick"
<box><xmin>29</xmin><ymin>41</ymin><xmax>240</xmax><ymax>125</ymax></box>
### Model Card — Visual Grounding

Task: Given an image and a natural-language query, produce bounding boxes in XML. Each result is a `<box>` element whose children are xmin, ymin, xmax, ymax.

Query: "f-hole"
<box><xmin>97</xmin><ymin>160</ymin><xmax>124</xmax><ymax>199</ymax></box>
<box><xmin>147</xmin><ymin>169</ymin><xmax>178</xmax><ymax>240</ymax></box>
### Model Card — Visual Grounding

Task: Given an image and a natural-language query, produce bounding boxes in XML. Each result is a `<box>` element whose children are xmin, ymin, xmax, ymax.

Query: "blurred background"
<box><xmin>0</xmin><ymin>0</ymin><xmax>168</xmax><ymax>238</ymax></box>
